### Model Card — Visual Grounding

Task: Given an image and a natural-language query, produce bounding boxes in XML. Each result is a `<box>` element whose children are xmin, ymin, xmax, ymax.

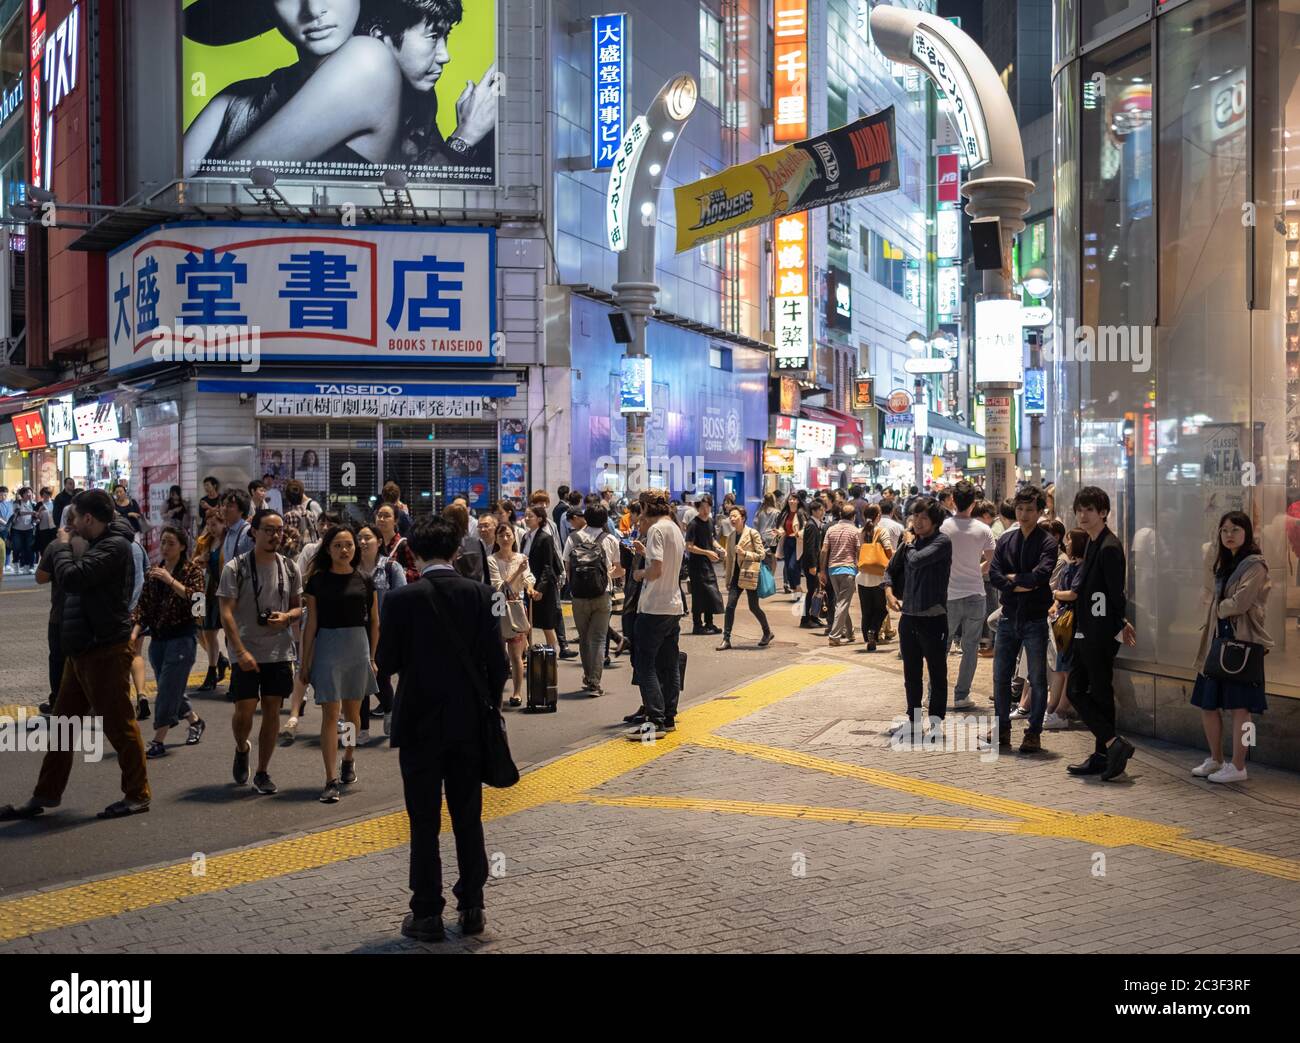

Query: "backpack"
<box><xmin>567</xmin><ymin>531</ymin><xmax>609</xmax><ymax>599</ymax></box>
<box><xmin>285</xmin><ymin>499</ymin><xmax>320</xmax><ymax>544</ymax></box>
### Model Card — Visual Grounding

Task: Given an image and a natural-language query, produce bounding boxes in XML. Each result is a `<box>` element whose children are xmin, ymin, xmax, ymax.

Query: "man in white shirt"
<box><xmin>627</xmin><ymin>492</ymin><xmax>685</xmax><ymax>741</ymax></box>
<box><xmin>565</xmin><ymin>505</ymin><xmax>624</xmax><ymax>695</ymax></box>
<box><xmin>878</xmin><ymin>500</ymin><xmax>905</xmax><ymax>549</ymax></box>
<box><xmin>941</xmin><ymin>481</ymin><xmax>996</xmax><ymax>710</ymax></box>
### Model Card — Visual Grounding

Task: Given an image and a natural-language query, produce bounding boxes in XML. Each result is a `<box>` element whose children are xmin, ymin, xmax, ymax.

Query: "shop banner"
<box><xmin>255</xmin><ymin>394</ymin><xmax>487</xmax><ymax>420</ymax></box>
<box><xmin>108</xmin><ymin>224</ymin><xmax>495</xmax><ymax>372</ymax></box>
<box><xmin>763</xmin><ymin>447</ymin><xmax>795</xmax><ymax>475</ymax></box>
<box><xmin>674</xmin><ymin>107</ymin><xmax>898</xmax><ymax>253</ymax></box>
<box><xmin>181</xmin><ymin>0</ymin><xmax>498</xmax><ymax>186</ymax></box>
<box><xmin>13</xmin><ymin>409</ymin><xmax>47</xmax><ymax>451</ymax></box>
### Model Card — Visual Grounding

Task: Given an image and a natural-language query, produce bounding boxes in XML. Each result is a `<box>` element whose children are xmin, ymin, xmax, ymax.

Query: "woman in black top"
<box><xmin>524</xmin><ymin>506</ymin><xmax>562</xmax><ymax>649</ymax></box>
<box><xmin>113</xmin><ymin>484</ymin><xmax>144</xmax><ymax>534</ymax></box>
<box><xmin>299</xmin><ymin>526</ymin><xmax>378</xmax><ymax>804</ymax></box>
<box><xmin>163</xmin><ymin>485</ymin><xmax>192</xmax><ymax>536</ymax></box>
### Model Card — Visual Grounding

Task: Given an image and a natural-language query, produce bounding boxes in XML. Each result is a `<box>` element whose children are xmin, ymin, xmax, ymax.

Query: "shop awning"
<box><xmin>0</xmin><ymin>373</ymin><xmax>111</xmax><ymax>418</ymax></box>
<box><xmin>799</xmin><ymin>405</ymin><xmax>862</xmax><ymax>451</ymax></box>
<box><xmin>925</xmin><ymin>411</ymin><xmax>984</xmax><ymax>447</ymax></box>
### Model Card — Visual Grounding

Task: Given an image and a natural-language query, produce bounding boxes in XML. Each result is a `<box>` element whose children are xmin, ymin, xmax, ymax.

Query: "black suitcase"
<box><xmin>526</xmin><ymin>644</ymin><xmax>558</xmax><ymax>713</ymax></box>
<box><xmin>678</xmin><ymin>650</ymin><xmax>687</xmax><ymax>693</ymax></box>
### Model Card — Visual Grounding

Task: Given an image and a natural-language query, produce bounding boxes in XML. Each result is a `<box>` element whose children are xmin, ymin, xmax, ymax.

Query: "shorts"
<box><xmin>227</xmin><ymin>661</ymin><xmax>295</xmax><ymax>702</ymax></box>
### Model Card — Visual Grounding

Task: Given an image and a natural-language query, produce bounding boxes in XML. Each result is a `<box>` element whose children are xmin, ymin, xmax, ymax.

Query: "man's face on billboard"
<box><xmin>273</xmin><ymin>0</ymin><xmax>361</xmax><ymax>57</ymax></box>
<box><xmin>385</xmin><ymin>18</ymin><xmax>451</xmax><ymax>92</ymax></box>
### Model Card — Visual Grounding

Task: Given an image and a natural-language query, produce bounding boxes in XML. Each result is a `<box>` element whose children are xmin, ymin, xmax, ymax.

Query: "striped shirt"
<box><xmin>822</xmin><ymin>522</ymin><xmax>862</xmax><ymax>570</ymax></box>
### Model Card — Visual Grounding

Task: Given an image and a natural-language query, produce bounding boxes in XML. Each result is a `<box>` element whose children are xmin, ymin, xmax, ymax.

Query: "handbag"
<box><xmin>1051</xmin><ymin>607</ymin><xmax>1074</xmax><ymax>655</ymax></box>
<box><xmin>757</xmin><ymin>562</ymin><xmax>777</xmax><ymax>599</ymax></box>
<box><xmin>857</xmin><ymin>529</ymin><xmax>890</xmax><ymax>575</ymax></box>
<box><xmin>1203</xmin><ymin>634</ymin><xmax>1266</xmax><ymax>686</ymax></box>
<box><xmin>426</xmin><ymin>579</ymin><xmax>519</xmax><ymax>788</ymax></box>
<box><xmin>500</xmin><ymin>596</ymin><xmax>530</xmax><ymax>639</ymax></box>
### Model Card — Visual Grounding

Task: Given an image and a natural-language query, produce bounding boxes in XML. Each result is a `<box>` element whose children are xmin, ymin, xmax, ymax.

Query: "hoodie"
<box><xmin>52</xmin><ymin>517</ymin><xmax>137</xmax><ymax>656</ymax></box>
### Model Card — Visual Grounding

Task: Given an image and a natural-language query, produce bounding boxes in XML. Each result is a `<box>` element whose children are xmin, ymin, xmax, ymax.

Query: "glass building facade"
<box><xmin>1053</xmin><ymin>0</ymin><xmax>1300</xmax><ymax>758</ymax></box>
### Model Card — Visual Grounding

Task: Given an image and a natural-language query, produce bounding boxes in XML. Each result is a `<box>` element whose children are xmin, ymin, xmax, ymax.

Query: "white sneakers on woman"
<box><xmin>1191</xmin><ymin>758</ymin><xmax>1222</xmax><ymax>777</ymax></box>
<box><xmin>1192</xmin><ymin>758</ymin><xmax>1247</xmax><ymax>783</ymax></box>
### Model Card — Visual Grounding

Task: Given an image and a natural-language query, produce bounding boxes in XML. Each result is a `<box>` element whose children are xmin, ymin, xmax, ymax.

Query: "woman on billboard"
<box><xmin>183</xmin><ymin>0</ymin><xmax>499</xmax><ymax>175</ymax></box>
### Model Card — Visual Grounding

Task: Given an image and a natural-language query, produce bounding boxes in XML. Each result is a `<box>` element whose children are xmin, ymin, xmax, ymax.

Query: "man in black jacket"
<box><xmin>799</xmin><ymin>500</ymin><xmax>828</xmax><ymax>628</ymax></box>
<box><xmin>884</xmin><ymin>498</ymin><xmax>953</xmax><ymax>736</ymax></box>
<box><xmin>986</xmin><ymin>485</ymin><xmax>1057</xmax><ymax>754</ymax></box>
<box><xmin>377</xmin><ymin>515</ymin><xmax>509</xmax><ymax>942</ymax></box>
<box><xmin>1065</xmin><ymin>487</ymin><xmax>1138</xmax><ymax>781</ymax></box>
<box><xmin>1</xmin><ymin>490</ymin><xmax>149</xmax><ymax>821</ymax></box>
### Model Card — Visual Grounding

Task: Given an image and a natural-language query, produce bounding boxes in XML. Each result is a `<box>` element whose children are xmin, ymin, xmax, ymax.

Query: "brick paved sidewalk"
<box><xmin>3</xmin><ymin>648</ymin><xmax>1300</xmax><ymax>954</ymax></box>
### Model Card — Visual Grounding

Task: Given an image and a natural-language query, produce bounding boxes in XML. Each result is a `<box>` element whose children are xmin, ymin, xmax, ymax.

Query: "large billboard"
<box><xmin>107</xmin><ymin>223</ymin><xmax>496</xmax><ymax>372</ymax></box>
<box><xmin>674</xmin><ymin>107</ymin><xmax>898</xmax><ymax>253</ymax></box>
<box><xmin>181</xmin><ymin>0</ymin><xmax>499</xmax><ymax>186</ymax></box>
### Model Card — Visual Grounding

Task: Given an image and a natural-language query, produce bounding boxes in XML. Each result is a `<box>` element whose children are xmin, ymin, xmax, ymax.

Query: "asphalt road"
<box><xmin>0</xmin><ymin>570</ymin><xmax>817</xmax><ymax>895</ymax></box>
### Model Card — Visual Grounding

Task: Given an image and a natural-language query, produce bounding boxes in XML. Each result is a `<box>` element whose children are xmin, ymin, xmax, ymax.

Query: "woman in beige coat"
<box><xmin>1190</xmin><ymin>511</ymin><xmax>1272</xmax><ymax>784</ymax></box>
<box><xmin>717</xmin><ymin>506</ymin><xmax>773</xmax><ymax>650</ymax></box>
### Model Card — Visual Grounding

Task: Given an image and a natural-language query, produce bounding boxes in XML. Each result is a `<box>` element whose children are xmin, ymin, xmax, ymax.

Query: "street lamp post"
<box><xmin>607</xmin><ymin>74</ymin><xmax>698</xmax><ymax>496</ymax></box>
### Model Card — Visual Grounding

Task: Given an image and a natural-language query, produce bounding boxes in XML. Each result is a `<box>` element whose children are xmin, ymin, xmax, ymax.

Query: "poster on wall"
<box><xmin>260</xmin><ymin>448</ymin><xmax>290</xmax><ymax>488</ymax></box>
<box><xmin>447</xmin><ymin>475</ymin><xmax>491</xmax><ymax>509</ymax></box>
<box><xmin>294</xmin><ymin>448</ymin><xmax>328</xmax><ymax>496</ymax></box>
<box><xmin>144</xmin><ymin>465</ymin><xmax>180</xmax><ymax>560</ymax></box>
<box><xmin>500</xmin><ymin>461</ymin><xmax>524</xmax><ymax>485</ymax></box>
<box><xmin>181</xmin><ymin>0</ymin><xmax>499</xmax><ymax>186</ymax></box>
<box><xmin>499</xmin><ymin>418</ymin><xmax>527</xmax><ymax>454</ymax></box>
<box><xmin>500</xmin><ymin>481</ymin><xmax>525</xmax><ymax>504</ymax></box>
<box><xmin>1202</xmin><ymin>424</ymin><xmax>1248</xmax><ymax>519</ymax></box>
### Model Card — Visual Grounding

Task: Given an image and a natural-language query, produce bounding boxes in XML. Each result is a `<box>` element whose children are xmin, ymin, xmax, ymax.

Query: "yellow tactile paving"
<box><xmin>0</xmin><ymin>664</ymin><xmax>845</xmax><ymax>943</ymax></box>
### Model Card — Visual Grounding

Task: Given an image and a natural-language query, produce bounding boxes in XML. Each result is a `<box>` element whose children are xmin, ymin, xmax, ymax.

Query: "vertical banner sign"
<box><xmin>774</xmin><ymin>211</ymin><xmax>809</xmax><ymax>370</ymax></box>
<box><xmin>773</xmin><ymin>0</ymin><xmax>808</xmax><ymax>141</ymax></box>
<box><xmin>28</xmin><ymin>4</ymin><xmax>45</xmax><ymax>190</ymax></box>
<box><xmin>937</xmin><ymin>152</ymin><xmax>960</xmax><ymax>204</ymax></box>
<box><xmin>31</xmin><ymin>2</ymin><xmax>78</xmax><ymax>193</ymax></box>
<box><xmin>592</xmin><ymin>14</ymin><xmax>627</xmax><ymax>170</ymax></box>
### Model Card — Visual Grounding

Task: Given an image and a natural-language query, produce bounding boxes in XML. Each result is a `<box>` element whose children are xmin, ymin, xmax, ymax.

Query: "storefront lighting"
<box><xmin>836</xmin><ymin>462</ymin><xmax>847</xmax><ymax>472</ymax></box>
<box><xmin>1021</xmin><ymin>267</ymin><xmax>1050</xmax><ymax>299</ymax></box>
<box><xmin>640</xmin><ymin>201</ymin><xmax>655</xmax><ymax>217</ymax></box>
<box><xmin>662</xmin><ymin>130</ymin><xmax>675</xmax><ymax>142</ymax></box>
<box><xmin>648</xmin><ymin>163</ymin><xmax>662</xmax><ymax>176</ymax></box>
<box><xmin>840</xmin><ymin>443</ymin><xmax>857</xmax><ymax>456</ymax></box>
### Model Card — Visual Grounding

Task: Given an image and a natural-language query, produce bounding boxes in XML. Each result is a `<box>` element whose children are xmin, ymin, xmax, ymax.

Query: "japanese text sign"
<box><xmin>773</xmin><ymin>0</ymin><xmax>807</xmax><ymax>141</ymax></box>
<box><xmin>592</xmin><ymin>14</ymin><xmax>627</xmax><ymax>169</ymax></box>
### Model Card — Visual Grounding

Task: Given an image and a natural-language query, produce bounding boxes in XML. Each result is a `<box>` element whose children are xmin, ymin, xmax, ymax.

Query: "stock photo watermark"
<box><xmin>593</xmin><ymin>452</ymin><xmax>708</xmax><ymax>493</ymax></box>
<box><xmin>1048</xmin><ymin>318</ymin><xmax>1151</xmax><ymax>374</ymax></box>
<box><xmin>150</xmin><ymin>321</ymin><xmax>261</xmax><ymax>373</ymax></box>
<box><xmin>0</xmin><ymin>710</ymin><xmax>103</xmax><ymax>763</ymax></box>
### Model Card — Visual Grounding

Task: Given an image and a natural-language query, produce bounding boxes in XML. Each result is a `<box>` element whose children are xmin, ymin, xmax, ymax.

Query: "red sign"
<box><xmin>886</xmin><ymin>389</ymin><xmax>913</xmax><ymax>415</ymax></box>
<box><xmin>13</xmin><ymin>409</ymin><xmax>48</xmax><ymax>450</ymax></box>
<box><xmin>853</xmin><ymin>377</ymin><xmax>874</xmax><ymax>409</ymax></box>
<box><xmin>937</xmin><ymin>153</ymin><xmax>960</xmax><ymax>204</ymax></box>
<box><xmin>772</xmin><ymin>414</ymin><xmax>796</xmax><ymax>448</ymax></box>
<box><xmin>29</xmin><ymin>10</ymin><xmax>45</xmax><ymax>189</ymax></box>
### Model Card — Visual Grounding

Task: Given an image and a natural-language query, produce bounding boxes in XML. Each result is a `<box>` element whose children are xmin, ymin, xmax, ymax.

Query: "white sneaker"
<box><xmin>1191</xmin><ymin>757</ymin><xmax>1223</xmax><ymax>778</ymax></box>
<box><xmin>951</xmin><ymin>697</ymin><xmax>977</xmax><ymax>710</ymax></box>
<box><xmin>1208</xmin><ymin>763</ymin><xmax>1247</xmax><ymax>784</ymax></box>
<box><xmin>1010</xmin><ymin>706</ymin><xmax>1029</xmax><ymax>720</ymax></box>
<box><xmin>1042</xmin><ymin>712</ymin><xmax>1070</xmax><ymax>731</ymax></box>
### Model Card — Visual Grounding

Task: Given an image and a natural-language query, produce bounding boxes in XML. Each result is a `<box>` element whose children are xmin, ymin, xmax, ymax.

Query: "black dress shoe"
<box><xmin>459</xmin><ymin>907</ymin><xmax>486</xmax><ymax>935</ymax></box>
<box><xmin>691</xmin><ymin>625</ymin><xmax>708</xmax><ymax>635</ymax></box>
<box><xmin>703</xmin><ymin>625</ymin><xmax>722</xmax><ymax>635</ymax></box>
<box><xmin>798</xmin><ymin>619</ymin><xmax>816</xmax><ymax>629</ymax></box>
<box><xmin>401</xmin><ymin>912</ymin><xmax>445</xmax><ymax>942</ymax></box>
<box><xmin>1066</xmin><ymin>753</ymin><xmax>1107</xmax><ymax>776</ymax></box>
<box><xmin>1100</xmin><ymin>737</ymin><xmax>1135</xmax><ymax>781</ymax></box>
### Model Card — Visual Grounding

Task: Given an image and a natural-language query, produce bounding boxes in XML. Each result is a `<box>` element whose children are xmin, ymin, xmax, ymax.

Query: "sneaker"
<box><xmin>623</xmin><ymin>708</ymin><xmax>648</xmax><ymax>725</ymax></box>
<box><xmin>232</xmin><ymin>741</ymin><xmax>251</xmax><ymax>785</ymax></box>
<box><xmin>358</xmin><ymin>730</ymin><xmax>370</xmax><ymax>744</ymax></box>
<box><xmin>278</xmin><ymin>723</ymin><xmax>297</xmax><ymax>747</ymax></box>
<box><xmin>625</xmin><ymin>722</ymin><xmax>668</xmax><ymax>742</ymax></box>
<box><xmin>829</xmin><ymin>637</ymin><xmax>843</xmax><ymax>647</ymax></box>
<box><xmin>951</xmin><ymin>697</ymin><xmax>977</xmax><ymax>710</ymax></box>
<box><xmin>383</xmin><ymin>712</ymin><xmax>393</xmax><ymax>737</ymax></box>
<box><xmin>1010</xmin><ymin>706</ymin><xmax>1029</xmax><ymax>720</ymax></box>
<box><xmin>663</xmin><ymin>717</ymin><xmax>677</xmax><ymax>733</ymax></box>
<box><xmin>1191</xmin><ymin>757</ymin><xmax>1223</xmax><ymax>778</ymax></box>
<box><xmin>320</xmin><ymin>779</ymin><xmax>342</xmax><ymax>803</ymax></box>
<box><xmin>340</xmin><ymin>760</ymin><xmax>357</xmax><ymax>785</ymax></box>
<box><xmin>136</xmin><ymin>697</ymin><xmax>150</xmax><ymax>721</ymax></box>
<box><xmin>186</xmin><ymin>718</ymin><xmax>206</xmax><ymax>745</ymax></box>
<box><xmin>587</xmin><ymin>687</ymin><xmax>604</xmax><ymax>697</ymax></box>
<box><xmin>1042</xmin><ymin>712</ymin><xmax>1069</xmax><ymax>731</ymax></box>
<box><xmin>252</xmin><ymin>772</ymin><xmax>278</xmax><ymax>795</ymax></box>
<box><xmin>1207</xmin><ymin>763</ymin><xmax>1247</xmax><ymax>784</ymax></box>
<box><xmin>559</xmin><ymin>649</ymin><xmax>579</xmax><ymax>660</ymax></box>
<box><xmin>146</xmin><ymin>739</ymin><xmax>167</xmax><ymax>759</ymax></box>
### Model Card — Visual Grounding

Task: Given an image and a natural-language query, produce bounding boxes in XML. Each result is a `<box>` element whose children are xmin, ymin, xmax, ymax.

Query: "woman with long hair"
<box><xmin>183</xmin><ymin>0</ymin><xmax>402</xmax><ymax>174</ymax></box>
<box><xmin>524</xmin><ymin>505</ymin><xmax>563</xmax><ymax>650</ymax></box>
<box><xmin>488</xmin><ymin>520</ymin><xmax>536</xmax><ymax>706</ymax></box>
<box><xmin>299</xmin><ymin>526</ymin><xmax>379</xmax><ymax>803</ymax></box>
<box><xmin>717</xmin><ymin>505</ymin><xmax>774</xmax><ymax>650</ymax></box>
<box><xmin>163</xmin><ymin>485</ymin><xmax>191</xmax><ymax>536</ymax></box>
<box><xmin>193</xmin><ymin>510</ymin><xmax>230</xmax><ymax>691</ymax></box>
<box><xmin>1042</xmin><ymin>527</ymin><xmax>1087</xmax><ymax>730</ymax></box>
<box><xmin>133</xmin><ymin>527</ymin><xmax>207</xmax><ymax>757</ymax></box>
<box><xmin>355</xmin><ymin>522</ymin><xmax>405</xmax><ymax>738</ymax></box>
<box><xmin>855</xmin><ymin>503</ymin><xmax>894</xmax><ymax>652</ymax></box>
<box><xmin>1189</xmin><ymin>511</ymin><xmax>1272</xmax><ymax>784</ymax></box>
<box><xmin>774</xmin><ymin>492</ymin><xmax>805</xmax><ymax>594</ymax></box>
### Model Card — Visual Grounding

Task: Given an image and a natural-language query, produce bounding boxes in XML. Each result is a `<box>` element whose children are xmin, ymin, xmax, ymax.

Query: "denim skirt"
<box><xmin>310</xmin><ymin>626</ymin><xmax>378</xmax><ymax>703</ymax></box>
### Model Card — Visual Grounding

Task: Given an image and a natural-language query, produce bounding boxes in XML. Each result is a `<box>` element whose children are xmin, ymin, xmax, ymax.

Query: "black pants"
<box><xmin>689</xmin><ymin>570</ymin><xmax>720</xmax><ymax>627</ymax></box>
<box><xmin>399</xmin><ymin>740</ymin><xmax>487</xmax><ymax>917</ymax></box>
<box><xmin>899</xmin><ymin>614</ymin><xmax>949</xmax><ymax>720</ymax></box>
<box><xmin>857</xmin><ymin>585</ymin><xmax>887</xmax><ymax>639</ymax></box>
<box><xmin>801</xmin><ymin>567</ymin><xmax>821</xmax><ymax>621</ymax></box>
<box><xmin>1068</xmin><ymin>636</ymin><xmax>1119</xmax><ymax>755</ymax></box>
<box><xmin>47</xmin><ymin>619</ymin><xmax>65</xmax><ymax>707</ymax></box>
<box><xmin>724</xmin><ymin>582</ymin><xmax>770</xmax><ymax>639</ymax></box>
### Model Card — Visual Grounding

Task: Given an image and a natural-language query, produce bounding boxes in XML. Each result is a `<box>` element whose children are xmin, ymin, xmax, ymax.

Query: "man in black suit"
<box><xmin>799</xmin><ymin>499</ymin><xmax>828</xmax><ymax>628</ymax></box>
<box><xmin>1065</xmin><ymin>486</ymin><xmax>1138</xmax><ymax>782</ymax></box>
<box><xmin>377</xmin><ymin>516</ymin><xmax>509</xmax><ymax>942</ymax></box>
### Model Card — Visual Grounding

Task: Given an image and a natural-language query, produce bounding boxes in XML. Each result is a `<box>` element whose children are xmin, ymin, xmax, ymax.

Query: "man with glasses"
<box><xmin>218</xmin><ymin>509</ymin><xmax>303</xmax><ymax>795</ymax></box>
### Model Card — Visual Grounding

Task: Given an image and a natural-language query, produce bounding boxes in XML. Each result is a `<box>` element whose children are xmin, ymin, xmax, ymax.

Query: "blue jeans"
<box><xmin>782</xmin><ymin>538</ymin><xmax>801</xmax><ymax>590</ymax></box>
<box><xmin>993</xmin><ymin>615</ymin><xmax>1049</xmax><ymax>733</ymax></box>
<box><xmin>148</xmin><ymin>632</ymin><xmax>197</xmax><ymax>729</ymax></box>
<box><xmin>633</xmin><ymin>612</ymin><xmax>681</xmax><ymax>725</ymax></box>
<box><xmin>947</xmin><ymin>594</ymin><xmax>987</xmax><ymax>701</ymax></box>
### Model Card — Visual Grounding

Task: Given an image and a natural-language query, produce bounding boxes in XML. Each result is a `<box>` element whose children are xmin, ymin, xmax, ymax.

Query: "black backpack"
<box><xmin>567</xmin><ymin>532</ymin><xmax>609</xmax><ymax>599</ymax></box>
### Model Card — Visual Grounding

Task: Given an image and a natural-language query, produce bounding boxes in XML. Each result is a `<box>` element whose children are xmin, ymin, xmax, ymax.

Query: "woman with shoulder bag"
<box><xmin>488</xmin><ymin>520</ymin><xmax>536</xmax><ymax>707</ymax></box>
<box><xmin>774</xmin><ymin>493</ymin><xmax>805</xmax><ymax>594</ymax></box>
<box><xmin>717</xmin><ymin>506</ymin><xmax>774</xmax><ymax>650</ymax></box>
<box><xmin>1043</xmin><ymin>527</ymin><xmax>1086</xmax><ymax>730</ymax></box>
<box><xmin>1189</xmin><ymin>511</ymin><xmax>1272</xmax><ymax>784</ymax></box>
<box><xmin>855</xmin><ymin>504</ymin><xmax>894</xmax><ymax>652</ymax></box>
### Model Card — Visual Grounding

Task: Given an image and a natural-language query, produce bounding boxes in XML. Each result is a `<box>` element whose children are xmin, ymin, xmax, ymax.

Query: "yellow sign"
<box><xmin>763</xmin><ymin>447</ymin><xmax>796</xmax><ymax>475</ymax></box>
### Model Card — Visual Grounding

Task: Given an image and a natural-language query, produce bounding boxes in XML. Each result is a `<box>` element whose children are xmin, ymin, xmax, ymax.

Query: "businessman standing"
<box><xmin>377</xmin><ymin>515</ymin><xmax>509</xmax><ymax>942</ymax></box>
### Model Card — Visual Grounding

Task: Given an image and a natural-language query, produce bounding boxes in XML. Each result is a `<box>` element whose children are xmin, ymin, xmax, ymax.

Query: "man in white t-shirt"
<box><xmin>878</xmin><ymin>500</ymin><xmax>905</xmax><ymax>549</ymax></box>
<box><xmin>627</xmin><ymin>492</ymin><xmax>685</xmax><ymax>741</ymax></box>
<box><xmin>940</xmin><ymin>480</ymin><xmax>996</xmax><ymax>710</ymax></box>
